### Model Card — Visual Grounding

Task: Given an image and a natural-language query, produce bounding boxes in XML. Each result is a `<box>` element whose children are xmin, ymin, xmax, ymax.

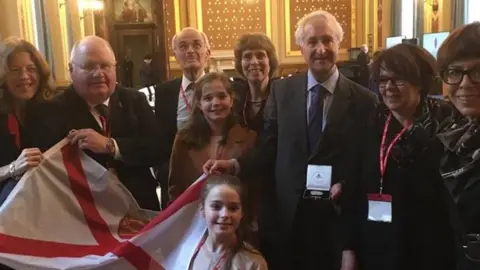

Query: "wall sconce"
<box><xmin>79</xmin><ymin>0</ymin><xmax>104</xmax><ymax>20</ymax></box>
<box><xmin>425</xmin><ymin>0</ymin><xmax>439</xmax><ymax>13</ymax></box>
<box><xmin>79</xmin><ymin>0</ymin><xmax>104</xmax><ymax>13</ymax></box>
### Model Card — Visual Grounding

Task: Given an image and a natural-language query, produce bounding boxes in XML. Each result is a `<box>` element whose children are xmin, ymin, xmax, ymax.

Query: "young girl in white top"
<box><xmin>189</xmin><ymin>175</ymin><xmax>268</xmax><ymax>270</ymax></box>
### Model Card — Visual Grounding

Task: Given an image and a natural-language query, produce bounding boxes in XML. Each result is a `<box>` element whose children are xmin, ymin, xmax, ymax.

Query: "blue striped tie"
<box><xmin>308</xmin><ymin>84</ymin><xmax>325</xmax><ymax>153</ymax></box>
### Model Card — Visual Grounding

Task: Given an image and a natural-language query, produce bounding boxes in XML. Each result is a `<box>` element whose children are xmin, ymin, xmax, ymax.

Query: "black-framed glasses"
<box><xmin>376</xmin><ymin>77</ymin><xmax>407</xmax><ymax>89</ymax></box>
<box><xmin>440</xmin><ymin>66</ymin><xmax>480</xmax><ymax>85</ymax></box>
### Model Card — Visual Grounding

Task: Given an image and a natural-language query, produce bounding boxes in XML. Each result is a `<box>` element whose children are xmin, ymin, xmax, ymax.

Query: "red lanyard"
<box><xmin>7</xmin><ymin>114</ymin><xmax>21</xmax><ymax>149</ymax></box>
<box><xmin>379</xmin><ymin>114</ymin><xmax>411</xmax><ymax>193</ymax></box>
<box><xmin>180</xmin><ymin>84</ymin><xmax>192</xmax><ymax>112</ymax></box>
<box><xmin>189</xmin><ymin>235</ymin><xmax>231</xmax><ymax>270</ymax></box>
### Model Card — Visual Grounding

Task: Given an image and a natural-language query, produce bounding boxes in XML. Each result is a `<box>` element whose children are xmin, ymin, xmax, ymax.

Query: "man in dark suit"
<box><xmin>357</xmin><ymin>44</ymin><xmax>370</xmax><ymax>87</ymax></box>
<box><xmin>204</xmin><ymin>11</ymin><xmax>377</xmax><ymax>270</ymax></box>
<box><xmin>47</xmin><ymin>36</ymin><xmax>166</xmax><ymax>211</ymax></box>
<box><xmin>154</xmin><ymin>27</ymin><xmax>210</xmax><ymax>208</ymax></box>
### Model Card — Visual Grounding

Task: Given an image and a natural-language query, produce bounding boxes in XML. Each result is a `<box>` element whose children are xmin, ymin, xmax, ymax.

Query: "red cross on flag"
<box><xmin>0</xmin><ymin>140</ymin><xmax>207</xmax><ymax>269</ymax></box>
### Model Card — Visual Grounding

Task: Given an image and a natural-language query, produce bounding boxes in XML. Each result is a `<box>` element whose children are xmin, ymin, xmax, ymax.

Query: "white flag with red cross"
<box><xmin>0</xmin><ymin>140</ymin><xmax>207</xmax><ymax>270</ymax></box>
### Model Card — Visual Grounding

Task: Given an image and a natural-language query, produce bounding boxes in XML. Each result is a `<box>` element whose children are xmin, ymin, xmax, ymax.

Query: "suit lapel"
<box><xmin>288</xmin><ymin>74</ymin><xmax>309</xmax><ymax>157</ymax></box>
<box><xmin>65</xmin><ymin>87</ymin><xmax>102</xmax><ymax>134</ymax></box>
<box><xmin>169</xmin><ymin>79</ymin><xmax>182</xmax><ymax>132</ymax></box>
<box><xmin>108</xmin><ymin>87</ymin><xmax>123</xmax><ymax>136</ymax></box>
<box><xmin>309</xmin><ymin>74</ymin><xmax>352</xmax><ymax>160</ymax></box>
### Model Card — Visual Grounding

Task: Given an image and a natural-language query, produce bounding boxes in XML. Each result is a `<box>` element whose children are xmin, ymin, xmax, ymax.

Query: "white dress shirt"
<box><xmin>176</xmin><ymin>72</ymin><xmax>205</xmax><ymax>130</ymax></box>
<box><xmin>306</xmin><ymin>68</ymin><xmax>339</xmax><ymax>131</ymax></box>
<box><xmin>89</xmin><ymin>98</ymin><xmax>122</xmax><ymax>159</ymax></box>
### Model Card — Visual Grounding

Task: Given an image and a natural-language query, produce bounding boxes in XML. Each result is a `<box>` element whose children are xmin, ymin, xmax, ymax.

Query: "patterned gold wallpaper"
<box><xmin>287</xmin><ymin>0</ymin><xmax>352</xmax><ymax>52</ymax></box>
<box><xmin>165</xmin><ymin>0</ymin><xmax>177</xmax><ymax>59</ymax></box>
<box><xmin>197</xmin><ymin>0</ymin><xmax>269</xmax><ymax>50</ymax></box>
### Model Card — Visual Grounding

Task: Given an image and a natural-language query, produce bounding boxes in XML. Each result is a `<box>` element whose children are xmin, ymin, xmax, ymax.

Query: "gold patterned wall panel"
<box><xmin>285</xmin><ymin>0</ymin><xmax>355</xmax><ymax>56</ymax></box>
<box><xmin>166</xmin><ymin>0</ymin><xmax>181</xmax><ymax>61</ymax></box>
<box><xmin>196</xmin><ymin>0</ymin><xmax>271</xmax><ymax>52</ymax></box>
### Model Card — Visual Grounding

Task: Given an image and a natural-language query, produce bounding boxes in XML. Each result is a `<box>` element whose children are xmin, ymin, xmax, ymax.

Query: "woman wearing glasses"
<box><xmin>437</xmin><ymin>22</ymin><xmax>480</xmax><ymax>270</ymax></box>
<box><xmin>343</xmin><ymin>43</ymin><xmax>456</xmax><ymax>270</ymax></box>
<box><xmin>0</xmin><ymin>37</ymin><xmax>56</xmax><ymax>208</ymax></box>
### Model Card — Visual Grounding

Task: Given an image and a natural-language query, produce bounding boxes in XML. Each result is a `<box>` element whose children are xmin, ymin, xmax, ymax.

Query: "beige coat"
<box><xmin>168</xmin><ymin>124</ymin><xmax>257</xmax><ymax>201</ymax></box>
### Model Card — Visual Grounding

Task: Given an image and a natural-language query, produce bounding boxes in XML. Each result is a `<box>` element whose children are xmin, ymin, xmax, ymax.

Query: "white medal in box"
<box><xmin>367</xmin><ymin>193</ymin><xmax>392</xmax><ymax>223</ymax></box>
<box><xmin>306</xmin><ymin>165</ymin><xmax>332</xmax><ymax>191</ymax></box>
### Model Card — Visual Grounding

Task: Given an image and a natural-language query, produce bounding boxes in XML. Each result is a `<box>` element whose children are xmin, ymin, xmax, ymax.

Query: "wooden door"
<box><xmin>117</xmin><ymin>28</ymin><xmax>154</xmax><ymax>88</ymax></box>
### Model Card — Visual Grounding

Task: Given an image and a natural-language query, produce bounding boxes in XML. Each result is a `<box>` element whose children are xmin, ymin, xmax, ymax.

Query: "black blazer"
<box><xmin>237</xmin><ymin>72</ymin><xmax>377</xmax><ymax>250</ymax></box>
<box><xmin>153</xmin><ymin>78</ymin><xmax>182</xmax><ymax>207</ymax></box>
<box><xmin>0</xmin><ymin>101</ymin><xmax>54</xmax><ymax>206</ymax></box>
<box><xmin>45</xmin><ymin>85</ymin><xmax>167</xmax><ymax>210</ymax></box>
<box><xmin>347</xmin><ymin>99</ymin><xmax>456</xmax><ymax>270</ymax></box>
<box><xmin>439</xmin><ymin>116</ymin><xmax>480</xmax><ymax>269</ymax></box>
<box><xmin>154</xmin><ymin>78</ymin><xmax>182</xmax><ymax>161</ymax></box>
<box><xmin>232</xmin><ymin>78</ymin><xmax>275</xmax><ymax>134</ymax></box>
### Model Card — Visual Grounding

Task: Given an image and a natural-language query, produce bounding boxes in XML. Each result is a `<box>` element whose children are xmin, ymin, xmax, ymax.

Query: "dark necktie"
<box><xmin>95</xmin><ymin>104</ymin><xmax>109</xmax><ymax>134</ymax></box>
<box><xmin>308</xmin><ymin>84</ymin><xmax>326</xmax><ymax>153</ymax></box>
<box><xmin>95</xmin><ymin>104</ymin><xmax>108</xmax><ymax>119</ymax></box>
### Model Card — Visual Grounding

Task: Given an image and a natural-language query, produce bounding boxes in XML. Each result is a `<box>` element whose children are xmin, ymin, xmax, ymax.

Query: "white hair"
<box><xmin>171</xmin><ymin>27</ymin><xmax>210</xmax><ymax>50</ymax></box>
<box><xmin>294</xmin><ymin>10</ymin><xmax>344</xmax><ymax>47</ymax></box>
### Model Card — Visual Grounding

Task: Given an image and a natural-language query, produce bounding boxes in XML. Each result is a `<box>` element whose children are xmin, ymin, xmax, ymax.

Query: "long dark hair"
<box><xmin>180</xmin><ymin>72</ymin><xmax>237</xmax><ymax>149</ymax></box>
<box><xmin>200</xmin><ymin>175</ymin><xmax>259</xmax><ymax>269</ymax></box>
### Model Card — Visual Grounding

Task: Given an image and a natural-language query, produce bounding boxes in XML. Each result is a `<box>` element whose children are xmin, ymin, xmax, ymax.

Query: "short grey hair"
<box><xmin>171</xmin><ymin>27</ymin><xmax>210</xmax><ymax>50</ymax></box>
<box><xmin>295</xmin><ymin>10</ymin><xmax>344</xmax><ymax>47</ymax></box>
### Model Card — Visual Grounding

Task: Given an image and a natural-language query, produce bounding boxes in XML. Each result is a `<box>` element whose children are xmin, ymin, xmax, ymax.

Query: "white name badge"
<box><xmin>367</xmin><ymin>193</ymin><xmax>392</xmax><ymax>223</ymax></box>
<box><xmin>306</xmin><ymin>165</ymin><xmax>332</xmax><ymax>191</ymax></box>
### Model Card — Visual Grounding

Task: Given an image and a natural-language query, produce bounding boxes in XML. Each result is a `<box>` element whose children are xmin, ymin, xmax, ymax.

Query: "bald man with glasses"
<box><xmin>44</xmin><ymin>36</ymin><xmax>168</xmax><ymax>211</ymax></box>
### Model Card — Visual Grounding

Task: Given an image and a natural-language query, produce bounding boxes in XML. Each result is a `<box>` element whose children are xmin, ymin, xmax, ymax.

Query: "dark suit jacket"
<box><xmin>45</xmin><ymin>85</ymin><xmax>167</xmax><ymax>210</ymax></box>
<box><xmin>238</xmin><ymin>72</ymin><xmax>377</xmax><ymax>258</ymax></box>
<box><xmin>232</xmin><ymin>78</ymin><xmax>276</xmax><ymax>134</ymax></box>
<box><xmin>0</xmin><ymin>101</ymin><xmax>53</xmax><ymax>206</ymax></box>
<box><xmin>153</xmin><ymin>78</ymin><xmax>182</xmax><ymax>206</ymax></box>
<box><xmin>154</xmin><ymin>78</ymin><xmax>182</xmax><ymax>158</ymax></box>
<box><xmin>356</xmin><ymin>51</ymin><xmax>369</xmax><ymax>67</ymax></box>
<box><xmin>348</xmin><ymin>99</ymin><xmax>456</xmax><ymax>270</ymax></box>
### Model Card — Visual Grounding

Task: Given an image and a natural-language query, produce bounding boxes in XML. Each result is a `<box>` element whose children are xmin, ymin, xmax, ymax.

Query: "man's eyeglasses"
<box><xmin>376</xmin><ymin>77</ymin><xmax>407</xmax><ymax>88</ymax></box>
<box><xmin>440</xmin><ymin>67</ymin><xmax>480</xmax><ymax>85</ymax></box>
<box><xmin>73</xmin><ymin>62</ymin><xmax>116</xmax><ymax>74</ymax></box>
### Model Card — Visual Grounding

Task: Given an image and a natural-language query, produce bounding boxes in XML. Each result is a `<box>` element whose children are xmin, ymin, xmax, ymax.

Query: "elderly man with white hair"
<box><xmin>45</xmin><ymin>35</ymin><xmax>167</xmax><ymax>211</ymax></box>
<box><xmin>203</xmin><ymin>10</ymin><xmax>377</xmax><ymax>269</ymax></box>
<box><xmin>154</xmin><ymin>27</ymin><xmax>210</xmax><ymax>208</ymax></box>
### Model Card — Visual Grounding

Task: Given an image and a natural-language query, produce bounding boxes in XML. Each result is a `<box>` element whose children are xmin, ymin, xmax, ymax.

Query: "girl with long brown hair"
<box><xmin>189</xmin><ymin>175</ymin><xmax>267</xmax><ymax>269</ymax></box>
<box><xmin>168</xmin><ymin>72</ymin><xmax>256</xmax><ymax>202</ymax></box>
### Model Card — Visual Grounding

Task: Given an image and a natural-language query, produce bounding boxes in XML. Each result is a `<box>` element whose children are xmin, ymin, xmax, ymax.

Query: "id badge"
<box><xmin>367</xmin><ymin>193</ymin><xmax>392</xmax><ymax>223</ymax></box>
<box><xmin>306</xmin><ymin>165</ymin><xmax>332</xmax><ymax>191</ymax></box>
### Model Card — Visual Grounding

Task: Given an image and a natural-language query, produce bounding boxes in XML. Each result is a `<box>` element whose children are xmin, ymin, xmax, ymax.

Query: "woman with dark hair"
<box><xmin>168</xmin><ymin>72</ymin><xmax>256</xmax><ymax>202</ymax></box>
<box><xmin>233</xmin><ymin>33</ymin><xmax>278</xmax><ymax>133</ymax></box>
<box><xmin>0</xmin><ymin>37</ymin><xmax>56</xmax><ymax>207</ymax></box>
<box><xmin>436</xmin><ymin>22</ymin><xmax>480</xmax><ymax>270</ymax></box>
<box><xmin>343</xmin><ymin>43</ymin><xmax>456</xmax><ymax>270</ymax></box>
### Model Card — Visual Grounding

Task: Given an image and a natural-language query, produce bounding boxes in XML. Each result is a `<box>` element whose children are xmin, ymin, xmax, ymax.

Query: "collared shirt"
<box><xmin>177</xmin><ymin>72</ymin><xmax>206</xmax><ymax>130</ymax></box>
<box><xmin>89</xmin><ymin>98</ymin><xmax>121</xmax><ymax>159</ymax></box>
<box><xmin>306</xmin><ymin>68</ymin><xmax>339</xmax><ymax>131</ymax></box>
